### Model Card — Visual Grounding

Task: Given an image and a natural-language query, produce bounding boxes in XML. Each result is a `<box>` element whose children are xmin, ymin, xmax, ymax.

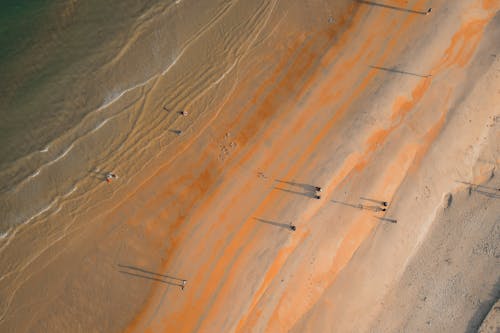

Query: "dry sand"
<box><xmin>0</xmin><ymin>0</ymin><xmax>499</xmax><ymax>332</ymax></box>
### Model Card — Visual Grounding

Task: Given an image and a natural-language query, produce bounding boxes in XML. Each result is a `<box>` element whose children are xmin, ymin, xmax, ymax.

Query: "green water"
<box><xmin>0</xmin><ymin>0</ymin><xmax>52</xmax><ymax>63</ymax></box>
<box><xmin>0</xmin><ymin>0</ymin><xmax>160</xmax><ymax>166</ymax></box>
<box><xmin>0</xmin><ymin>0</ymin><xmax>54</xmax><ymax>164</ymax></box>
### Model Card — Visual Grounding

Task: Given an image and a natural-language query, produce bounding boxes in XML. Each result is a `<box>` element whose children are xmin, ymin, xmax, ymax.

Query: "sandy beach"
<box><xmin>0</xmin><ymin>0</ymin><xmax>499</xmax><ymax>332</ymax></box>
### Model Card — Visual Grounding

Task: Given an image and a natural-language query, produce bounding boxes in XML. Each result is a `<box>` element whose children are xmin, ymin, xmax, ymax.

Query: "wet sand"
<box><xmin>0</xmin><ymin>0</ymin><xmax>499</xmax><ymax>332</ymax></box>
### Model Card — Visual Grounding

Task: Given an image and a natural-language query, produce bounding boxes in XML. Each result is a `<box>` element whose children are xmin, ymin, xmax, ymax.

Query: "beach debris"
<box><xmin>328</xmin><ymin>16</ymin><xmax>335</xmax><ymax>23</ymax></box>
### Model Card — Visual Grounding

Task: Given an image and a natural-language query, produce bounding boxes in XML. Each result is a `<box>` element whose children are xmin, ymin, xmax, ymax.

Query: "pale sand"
<box><xmin>479</xmin><ymin>299</ymin><xmax>500</xmax><ymax>333</ymax></box>
<box><xmin>0</xmin><ymin>0</ymin><xmax>499</xmax><ymax>332</ymax></box>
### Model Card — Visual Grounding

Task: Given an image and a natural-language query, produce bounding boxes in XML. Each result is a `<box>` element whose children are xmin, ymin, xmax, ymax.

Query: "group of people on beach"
<box><xmin>288</xmin><ymin>190</ymin><xmax>391</xmax><ymax>232</ymax></box>
<box><xmin>313</xmin><ymin>186</ymin><xmax>322</xmax><ymax>199</ymax></box>
<box><xmin>288</xmin><ymin>186</ymin><xmax>323</xmax><ymax>231</ymax></box>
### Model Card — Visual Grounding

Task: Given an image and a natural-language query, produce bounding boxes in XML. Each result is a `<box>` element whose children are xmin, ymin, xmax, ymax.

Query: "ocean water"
<box><xmin>0</xmin><ymin>0</ymin><xmax>292</xmax><ymax>235</ymax></box>
<box><xmin>0</xmin><ymin>0</ymin><xmax>174</xmax><ymax>232</ymax></box>
<box><xmin>1</xmin><ymin>0</ymin><xmax>205</xmax><ymax>231</ymax></box>
<box><xmin>0</xmin><ymin>0</ymin><xmax>165</xmax><ymax>164</ymax></box>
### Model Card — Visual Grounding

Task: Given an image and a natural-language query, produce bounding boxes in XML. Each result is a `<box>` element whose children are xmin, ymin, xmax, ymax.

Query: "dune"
<box><xmin>0</xmin><ymin>0</ymin><xmax>498</xmax><ymax>332</ymax></box>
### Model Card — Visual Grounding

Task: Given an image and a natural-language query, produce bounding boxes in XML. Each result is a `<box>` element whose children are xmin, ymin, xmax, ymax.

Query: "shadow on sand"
<box><xmin>331</xmin><ymin>199</ymin><xmax>362</xmax><ymax>209</ymax></box>
<box><xmin>360</xmin><ymin>196</ymin><xmax>389</xmax><ymax>206</ymax></box>
<box><xmin>275</xmin><ymin>179</ymin><xmax>318</xmax><ymax>192</ymax></box>
<box><xmin>118</xmin><ymin>264</ymin><xmax>186</xmax><ymax>289</ymax></box>
<box><xmin>332</xmin><ymin>199</ymin><xmax>386</xmax><ymax>212</ymax></box>
<box><xmin>118</xmin><ymin>271</ymin><xmax>184</xmax><ymax>287</ymax></box>
<box><xmin>254</xmin><ymin>218</ymin><xmax>293</xmax><ymax>230</ymax></box>
<box><xmin>118</xmin><ymin>264</ymin><xmax>185</xmax><ymax>281</ymax></box>
<box><xmin>89</xmin><ymin>169</ymin><xmax>112</xmax><ymax>181</ymax></box>
<box><xmin>370</xmin><ymin>65</ymin><xmax>431</xmax><ymax>78</ymax></box>
<box><xmin>274</xmin><ymin>187</ymin><xmax>317</xmax><ymax>198</ymax></box>
<box><xmin>375</xmin><ymin>216</ymin><xmax>397</xmax><ymax>223</ymax></box>
<box><xmin>356</xmin><ymin>0</ymin><xmax>430</xmax><ymax>15</ymax></box>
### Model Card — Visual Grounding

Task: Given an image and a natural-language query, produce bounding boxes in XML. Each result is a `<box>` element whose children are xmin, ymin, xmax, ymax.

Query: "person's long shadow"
<box><xmin>356</xmin><ymin>0</ymin><xmax>429</xmax><ymax>15</ymax></box>
<box><xmin>331</xmin><ymin>199</ymin><xmax>362</xmax><ymax>209</ymax></box>
<box><xmin>254</xmin><ymin>218</ymin><xmax>292</xmax><ymax>230</ymax></box>
<box><xmin>375</xmin><ymin>216</ymin><xmax>397</xmax><ymax>223</ymax></box>
<box><xmin>360</xmin><ymin>196</ymin><xmax>388</xmax><ymax>205</ymax></box>
<box><xmin>118</xmin><ymin>264</ymin><xmax>185</xmax><ymax>281</ymax></box>
<box><xmin>275</xmin><ymin>179</ymin><xmax>317</xmax><ymax>192</ymax></box>
<box><xmin>119</xmin><ymin>271</ymin><xmax>184</xmax><ymax>287</ymax></box>
<box><xmin>89</xmin><ymin>169</ymin><xmax>109</xmax><ymax>181</ymax></box>
<box><xmin>370</xmin><ymin>65</ymin><xmax>431</xmax><ymax>78</ymax></box>
<box><xmin>274</xmin><ymin>187</ymin><xmax>316</xmax><ymax>198</ymax></box>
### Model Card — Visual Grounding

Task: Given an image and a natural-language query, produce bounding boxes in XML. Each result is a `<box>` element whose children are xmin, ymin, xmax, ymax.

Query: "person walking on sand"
<box><xmin>181</xmin><ymin>280</ymin><xmax>187</xmax><ymax>290</ymax></box>
<box><xmin>289</xmin><ymin>223</ymin><xmax>296</xmax><ymax>231</ymax></box>
<box><xmin>105</xmin><ymin>173</ymin><xmax>117</xmax><ymax>183</ymax></box>
<box><xmin>315</xmin><ymin>186</ymin><xmax>322</xmax><ymax>192</ymax></box>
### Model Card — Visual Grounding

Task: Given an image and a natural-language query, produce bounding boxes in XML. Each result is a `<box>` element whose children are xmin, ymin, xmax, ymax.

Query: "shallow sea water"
<box><xmin>0</xmin><ymin>0</ymin><xmax>217</xmax><ymax>232</ymax></box>
<box><xmin>0</xmin><ymin>0</ymin><xmax>294</xmax><ymax>236</ymax></box>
